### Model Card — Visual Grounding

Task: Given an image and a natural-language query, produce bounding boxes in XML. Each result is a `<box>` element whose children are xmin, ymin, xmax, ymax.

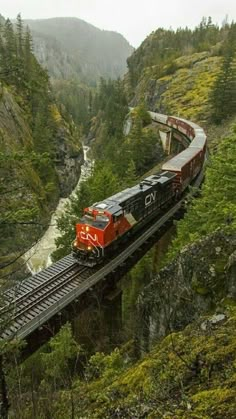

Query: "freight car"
<box><xmin>72</xmin><ymin>112</ymin><xmax>207</xmax><ymax>266</ymax></box>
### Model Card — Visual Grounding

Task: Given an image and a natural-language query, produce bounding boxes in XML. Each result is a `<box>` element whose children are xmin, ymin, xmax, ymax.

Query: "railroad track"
<box><xmin>1</xmin><ymin>165</ymin><xmax>204</xmax><ymax>341</ymax></box>
<box><xmin>1</xmin><ymin>119</ymin><xmax>207</xmax><ymax>342</ymax></box>
<box><xmin>4</xmin><ymin>254</ymin><xmax>76</xmax><ymax>304</ymax></box>
<box><xmin>1</xmin><ymin>255</ymin><xmax>97</xmax><ymax>339</ymax></box>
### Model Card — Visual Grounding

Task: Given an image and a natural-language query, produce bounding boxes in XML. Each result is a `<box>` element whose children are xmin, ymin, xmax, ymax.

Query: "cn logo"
<box><xmin>80</xmin><ymin>232</ymin><xmax>98</xmax><ymax>242</ymax></box>
<box><xmin>145</xmin><ymin>191</ymin><xmax>157</xmax><ymax>207</ymax></box>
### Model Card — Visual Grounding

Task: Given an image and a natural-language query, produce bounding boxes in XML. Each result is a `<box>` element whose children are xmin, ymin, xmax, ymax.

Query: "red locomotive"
<box><xmin>72</xmin><ymin>113</ymin><xmax>207</xmax><ymax>266</ymax></box>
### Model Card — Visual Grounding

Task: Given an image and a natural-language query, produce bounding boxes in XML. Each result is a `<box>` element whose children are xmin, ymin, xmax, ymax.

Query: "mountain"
<box><xmin>125</xmin><ymin>20</ymin><xmax>233</xmax><ymax>123</ymax></box>
<box><xmin>24</xmin><ymin>17</ymin><xmax>134</xmax><ymax>83</ymax></box>
<box><xmin>2</xmin><ymin>16</ymin><xmax>236</xmax><ymax>419</ymax></box>
<box><xmin>0</xmin><ymin>17</ymin><xmax>83</xmax><ymax>280</ymax></box>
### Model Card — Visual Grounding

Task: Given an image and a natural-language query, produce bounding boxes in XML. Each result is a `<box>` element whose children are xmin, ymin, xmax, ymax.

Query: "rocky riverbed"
<box><xmin>25</xmin><ymin>146</ymin><xmax>93</xmax><ymax>273</ymax></box>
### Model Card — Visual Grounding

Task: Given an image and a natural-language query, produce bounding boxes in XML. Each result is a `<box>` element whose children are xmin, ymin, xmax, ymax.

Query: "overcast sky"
<box><xmin>1</xmin><ymin>0</ymin><xmax>235</xmax><ymax>47</ymax></box>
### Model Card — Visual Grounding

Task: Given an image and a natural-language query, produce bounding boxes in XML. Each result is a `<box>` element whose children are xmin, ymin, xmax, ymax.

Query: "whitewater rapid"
<box><xmin>25</xmin><ymin>146</ymin><xmax>93</xmax><ymax>273</ymax></box>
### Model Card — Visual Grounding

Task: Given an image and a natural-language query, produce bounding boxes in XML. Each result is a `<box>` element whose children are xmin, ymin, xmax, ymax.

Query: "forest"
<box><xmin>0</xmin><ymin>14</ymin><xmax>82</xmax><ymax>284</ymax></box>
<box><xmin>0</xmin><ymin>15</ymin><xmax>236</xmax><ymax>418</ymax></box>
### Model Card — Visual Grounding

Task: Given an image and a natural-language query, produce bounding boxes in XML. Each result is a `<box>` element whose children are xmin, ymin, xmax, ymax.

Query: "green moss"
<box><xmin>197</xmin><ymin>287</ymin><xmax>210</xmax><ymax>295</ymax></box>
<box><xmin>134</xmin><ymin>53</ymin><xmax>221</xmax><ymax>123</ymax></box>
<box><xmin>47</xmin><ymin>308</ymin><xmax>236</xmax><ymax>418</ymax></box>
<box><xmin>221</xmin><ymin>298</ymin><xmax>236</xmax><ymax>308</ymax></box>
<box><xmin>214</xmin><ymin>257</ymin><xmax>227</xmax><ymax>274</ymax></box>
<box><xmin>11</xmin><ymin>307</ymin><xmax>236</xmax><ymax>418</ymax></box>
<box><xmin>191</xmin><ymin>274</ymin><xmax>210</xmax><ymax>295</ymax></box>
<box><xmin>191</xmin><ymin>388</ymin><xmax>236</xmax><ymax>418</ymax></box>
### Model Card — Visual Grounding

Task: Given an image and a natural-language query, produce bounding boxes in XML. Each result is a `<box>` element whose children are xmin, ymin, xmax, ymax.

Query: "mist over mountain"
<box><xmin>25</xmin><ymin>17</ymin><xmax>134</xmax><ymax>83</ymax></box>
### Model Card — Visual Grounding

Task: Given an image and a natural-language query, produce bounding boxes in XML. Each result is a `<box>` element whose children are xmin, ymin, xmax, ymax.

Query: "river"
<box><xmin>25</xmin><ymin>146</ymin><xmax>93</xmax><ymax>273</ymax></box>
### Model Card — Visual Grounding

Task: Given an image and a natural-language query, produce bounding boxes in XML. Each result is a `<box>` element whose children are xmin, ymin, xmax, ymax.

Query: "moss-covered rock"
<box><xmin>12</xmin><ymin>229</ymin><xmax>235</xmax><ymax>418</ymax></box>
<box><xmin>0</xmin><ymin>84</ymin><xmax>83</xmax><ymax>279</ymax></box>
<box><xmin>26</xmin><ymin>306</ymin><xmax>235</xmax><ymax>418</ymax></box>
<box><xmin>131</xmin><ymin>53</ymin><xmax>221</xmax><ymax>122</ymax></box>
<box><xmin>136</xmin><ymin>231</ymin><xmax>236</xmax><ymax>351</ymax></box>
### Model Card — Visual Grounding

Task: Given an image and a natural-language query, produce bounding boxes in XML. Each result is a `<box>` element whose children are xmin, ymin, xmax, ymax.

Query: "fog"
<box><xmin>0</xmin><ymin>0</ymin><xmax>235</xmax><ymax>46</ymax></box>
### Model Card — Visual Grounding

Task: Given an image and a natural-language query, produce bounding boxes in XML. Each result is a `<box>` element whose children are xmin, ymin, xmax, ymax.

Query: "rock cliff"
<box><xmin>0</xmin><ymin>85</ymin><xmax>83</xmax><ymax>199</ymax></box>
<box><xmin>129</xmin><ymin>52</ymin><xmax>221</xmax><ymax>121</ymax></box>
<box><xmin>25</xmin><ymin>17</ymin><xmax>134</xmax><ymax>83</ymax></box>
<box><xmin>0</xmin><ymin>84</ymin><xmax>83</xmax><ymax>277</ymax></box>
<box><xmin>137</xmin><ymin>231</ymin><xmax>236</xmax><ymax>351</ymax></box>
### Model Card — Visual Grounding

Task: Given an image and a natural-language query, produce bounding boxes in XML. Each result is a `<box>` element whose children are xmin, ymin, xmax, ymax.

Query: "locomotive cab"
<box><xmin>72</xmin><ymin>208</ymin><xmax>111</xmax><ymax>266</ymax></box>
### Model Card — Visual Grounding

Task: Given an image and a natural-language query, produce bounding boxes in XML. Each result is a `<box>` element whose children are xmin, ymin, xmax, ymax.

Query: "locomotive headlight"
<box><xmin>73</xmin><ymin>240</ymin><xmax>77</xmax><ymax>247</ymax></box>
<box><xmin>88</xmin><ymin>245</ymin><xmax>92</xmax><ymax>251</ymax></box>
<box><xmin>86</xmin><ymin>226</ymin><xmax>90</xmax><ymax>232</ymax></box>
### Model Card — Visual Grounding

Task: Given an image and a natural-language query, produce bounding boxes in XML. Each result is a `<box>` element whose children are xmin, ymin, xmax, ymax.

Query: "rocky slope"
<box><xmin>129</xmin><ymin>51</ymin><xmax>221</xmax><ymax>122</ymax></box>
<box><xmin>75</xmin><ymin>232</ymin><xmax>236</xmax><ymax>419</ymax></box>
<box><xmin>137</xmin><ymin>231</ymin><xmax>236</xmax><ymax>350</ymax></box>
<box><xmin>124</xmin><ymin>22</ymin><xmax>233</xmax><ymax>123</ymax></box>
<box><xmin>0</xmin><ymin>84</ymin><xmax>82</xmax><ymax>197</ymax></box>
<box><xmin>22</xmin><ymin>231</ymin><xmax>235</xmax><ymax>418</ymax></box>
<box><xmin>0</xmin><ymin>83</ymin><xmax>83</xmax><ymax>279</ymax></box>
<box><xmin>25</xmin><ymin>17</ymin><xmax>134</xmax><ymax>83</ymax></box>
<box><xmin>71</xmin><ymin>309</ymin><xmax>236</xmax><ymax>418</ymax></box>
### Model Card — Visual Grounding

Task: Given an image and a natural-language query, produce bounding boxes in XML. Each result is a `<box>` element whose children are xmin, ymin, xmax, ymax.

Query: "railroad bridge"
<box><xmin>0</xmin><ymin>111</ymin><xmax>206</xmax><ymax>356</ymax></box>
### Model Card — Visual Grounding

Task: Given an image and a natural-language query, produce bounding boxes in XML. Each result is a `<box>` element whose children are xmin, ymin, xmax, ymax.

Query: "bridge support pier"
<box><xmin>71</xmin><ymin>281</ymin><xmax>123</xmax><ymax>352</ymax></box>
<box><xmin>102</xmin><ymin>289</ymin><xmax>123</xmax><ymax>348</ymax></box>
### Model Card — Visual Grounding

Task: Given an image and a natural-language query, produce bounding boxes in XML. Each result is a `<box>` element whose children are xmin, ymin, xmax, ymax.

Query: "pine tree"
<box><xmin>52</xmin><ymin>162</ymin><xmax>120</xmax><ymax>261</ymax></box>
<box><xmin>15</xmin><ymin>13</ymin><xmax>24</xmax><ymax>86</ymax></box>
<box><xmin>16</xmin><ymin>13</ymin><xmax>23</xmax><ymax>56</ymax></box>
<box><xmin>2</xmin><ymin>19</ymin><xmax>17</xmax><ymax>84</ymax></box>
<box><xmin>23</xmin><ymin>25</ymin><xmax>35</xmax><ymax>88</ymax></box>
<box><xmin>210</xmin><ymin>23</ymin><xmax>236</xmax><ymax>123</ymax></box>
<box><xmin>124</xmin><ymin>159</ymin><xmax>137</xmax><ymax>187</ymax></box>
<box><xmin>0</xmin><ymin>23</ymin><xmax>4</xmax><ymax>76</ymax></box>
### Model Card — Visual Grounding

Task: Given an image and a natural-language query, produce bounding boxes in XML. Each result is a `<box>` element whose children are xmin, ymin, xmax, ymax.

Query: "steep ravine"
<box><xmin>59</xmin><ymin>231</ymin><xmax>236</xmax><ymax>418</ymax></box>
<box><xmin>0</xmin><ymin>84</ymin><xmax>83</xmax><ymax>279</ymax></box>
<box><xmin>25</xmin><ymin>146</ymin><xmax>93</xmax><ymax>272</ymax></box>
<box><xmin>137</xmin><ymin>230</ymin><xmax>236</xmax><ymax>351</ymax></box>
<box><xmin>128</xmin><ymin>51</ymin><xmax>221</xmax><ymax>122</ymax></box>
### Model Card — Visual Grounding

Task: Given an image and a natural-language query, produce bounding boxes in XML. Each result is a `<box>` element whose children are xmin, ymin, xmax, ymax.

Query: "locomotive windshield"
<box><xmin>79</xmin><ymin>212</ymin><xmax>110</xmax><ymax>229</ymax></box>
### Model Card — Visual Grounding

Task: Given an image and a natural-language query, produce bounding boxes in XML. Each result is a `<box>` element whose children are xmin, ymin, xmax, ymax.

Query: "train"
<box><xmin>72</xmin><ymin>112</ymin><xmax>207</xmax><ymax>266</ymax></box>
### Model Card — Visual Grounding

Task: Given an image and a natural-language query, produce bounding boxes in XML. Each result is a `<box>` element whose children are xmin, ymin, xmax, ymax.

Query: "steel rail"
<box><xmin>1</xmin><ymin>118</ymin><xmax>207</xmax><ymax>341</ymax></box>
<box><xmin>12</xmin><ymin>266</ymin><xmax>87</xmax><ymax>319</ymax></box>
<box><xmin>1</xmin><ymin>265</ymin><xmax>96</xmax><ymax>339</ymax></box>
<box><xmin>3</xmin><ymin>254</ymin><xmax>76</xmax><ymax>303</ymax></box>
<box><xmin>5</xmin><ymin>165</ymin><xmax>204</xmax><ymax>341</ymax></box>
<box><xmin>3</xmin><ymin>260</ymin><xmax>80</xmax><ymax>309</ymax></box>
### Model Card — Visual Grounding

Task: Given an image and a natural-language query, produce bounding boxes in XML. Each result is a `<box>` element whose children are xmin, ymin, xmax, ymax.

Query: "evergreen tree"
<box><xmin>210</xmin><ymin>23</ymin><xmax>236</xmax><ymax>123</ymax></box>
<box><xmin>168</xmin><ymin>124</ymin><xmax>236</xmax><ymax>260</ymax></box>
<box><xmin>0</xmin><ymin>15</ymin><xmax>75</xmax><ymax>280</ymax></box>
<box><xmin>16</xmin><ymin>13</ymin><xmax>23</xmax><ymax>56</ymax></box>
<box><xmin>2</xmin><ymin>19</ymin><xmax>17</xmax><ymax>84</ymax></box>
<box><xmin>52</xmin><ymin>162</ymin><xmax>120</xmax><ymax>261</ymax></box>
<box><xmin>53</xmin><ymin>80</ymin><xmax>91</xmax><ymax>131</ymax></box>
<box><xmin>23</xmin><ymin>25</ymin><xmax>34</xmax><ymax>75</ymax></box>
<box><xmin>15</xmin><ymin>14</ymin><xmax>25</xmax><ymax>86</ymax></box>
<box><xmin>0</xmin><ymin>21</ymin><xmax>4</xmax><ymax>69</ymax></box>
<box><xmin>124</xmin><ymin>159</ymin><xmax>137</xmax><ymax>187</ymax></box>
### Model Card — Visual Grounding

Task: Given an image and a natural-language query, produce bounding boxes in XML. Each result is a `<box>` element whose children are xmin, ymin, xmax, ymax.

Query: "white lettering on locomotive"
<box><xmin>80</xmin><ymin>232</ymin><xmax>98</xmax><ymax>242</ymax></box>
<box><xmin>145</xmin><ymin>191</ymin><xmax>157</xmax><ymax>207</ymax></box>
